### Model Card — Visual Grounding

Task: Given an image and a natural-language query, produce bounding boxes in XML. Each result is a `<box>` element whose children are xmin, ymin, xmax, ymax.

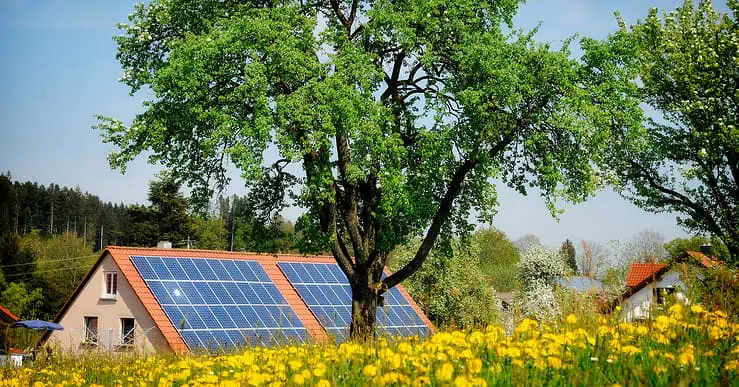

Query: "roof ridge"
<box><xmin>105</xmin><ymin>246</ymin><xmax>333</xmax><ymax>258</ymax></box>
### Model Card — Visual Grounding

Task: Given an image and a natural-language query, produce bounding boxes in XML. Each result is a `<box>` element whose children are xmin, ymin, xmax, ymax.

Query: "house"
<box><xmin>604</xmin><ymin>250</ymin><xmax>720</xmax><ymax>321</ymax></box>
<box><xmin>41</xmin><ymin>246</ymin><xmax>432</xmax><ymax>354</ymax></box>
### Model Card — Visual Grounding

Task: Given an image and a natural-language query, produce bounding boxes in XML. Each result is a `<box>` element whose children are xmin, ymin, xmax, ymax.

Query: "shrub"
<box><xmin>389</xmin><ymin>240</ymin><xmax>499</xmax><ymax>329</ymax></box>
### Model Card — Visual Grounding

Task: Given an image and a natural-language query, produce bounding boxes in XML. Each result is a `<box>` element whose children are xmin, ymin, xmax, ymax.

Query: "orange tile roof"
<box><xmin>43</xmin><ymin>246</ymin><xmax>431</xmax><ymax>352</ymax></box>
<box><xmin>625</xmin><ymin>263</ymin><xmax>669</xmax><ymax>288</ymax></box>
<box><xmin>683</xmin><ymin>251</ymin><xmax>722</xmax><ymax>268</ymax></box>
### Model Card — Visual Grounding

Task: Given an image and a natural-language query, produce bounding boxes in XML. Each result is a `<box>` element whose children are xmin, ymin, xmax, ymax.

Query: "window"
<box><xmin>84</xmin><ymin>316</ymin><xmax>98</xmax><ymax>345</ymax></box>
<box><xmin>121</xmin><ymin>318</ymin><xmax>135</xmax><ymax>345</ymax></box>
<box><xmin>653</xmin><ymin>287</ymin><xmax>675</xmax><ymax>305</ymax></box>
<box><xmin>104</xmin><ymin>272</ymin><xmax>118</xmax><ymax>298</ymax></box>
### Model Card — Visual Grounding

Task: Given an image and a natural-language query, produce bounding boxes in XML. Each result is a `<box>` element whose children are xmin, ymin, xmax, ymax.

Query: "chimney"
<box><xmin>157</xmin><ymin>240</ymin><xmax>172</xmax><ymax>249</ymax></box>
<box><xmin>699</xmin><ymin>243</ymin><xmax>713</xmax><ymax>257</ymax></box>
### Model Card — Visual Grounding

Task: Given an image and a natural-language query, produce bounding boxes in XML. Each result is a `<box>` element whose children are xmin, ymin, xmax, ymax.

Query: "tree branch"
<box><xmin>329</xmin><ymin>0</ymin><xmax>349</xmax><ymax>28</ymax></box>
<box><xmin>628</xmin><ymin>159</ymin><xmax>726</xmax><ymax>240</ymax></box>
<box><xmin>382</xmin><ymin>125</ymin><xmax>519</xmax><ymax>290</ymax></box>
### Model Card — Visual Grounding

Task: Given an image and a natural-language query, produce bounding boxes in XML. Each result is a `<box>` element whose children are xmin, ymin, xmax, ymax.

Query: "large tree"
<box><xmin>98</xmin><ymin>0</ymin><xmax>605</xmax><ymax>338</ymax></box>
<box><xmin>582</xmin><ymin>1</ymin><xmax>739</xmax><ymax>262</ymax></box>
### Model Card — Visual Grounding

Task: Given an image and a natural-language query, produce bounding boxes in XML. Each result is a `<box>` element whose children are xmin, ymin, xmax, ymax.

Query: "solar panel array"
<box><xmin>130</xmin><ymin>256</ymin><xmax>306</xmax><ymax>352</ymax></box>
<box><xmin>278</xmin><ymin>262</ymin><xmax>430</xmax><ymax>342</ymax></box>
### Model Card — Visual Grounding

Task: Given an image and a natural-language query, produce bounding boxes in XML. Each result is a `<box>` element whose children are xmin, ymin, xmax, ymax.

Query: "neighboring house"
<box><xmin>41</xmin><ymin>246</ymin><xmax>432</xmax><ymax>354</ymax></box>
<box><xmin>0</xmin><ymin>305</ymin><xmax>23</xmax><ymax>367</ymax></box>
<box><xmin>495</xmin><ymin>292</ymin><xmax>514</xmax><ymax>311</ymax></box>
<box><xmin>603</xmin><ymin>250</ymin><xmax>721</xmax><ymax>321</ymax></box>
<box><xmin>555</xmin><ymin>276</ymin><xmax>602</xmax><ymax>293</ymax></box>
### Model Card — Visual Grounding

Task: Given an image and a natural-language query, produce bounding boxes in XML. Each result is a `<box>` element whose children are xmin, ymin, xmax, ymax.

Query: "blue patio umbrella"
<box><xmin>11</xmin><ymin>320</ymin><xmax>63</xmax><ymax>331</ymax></box>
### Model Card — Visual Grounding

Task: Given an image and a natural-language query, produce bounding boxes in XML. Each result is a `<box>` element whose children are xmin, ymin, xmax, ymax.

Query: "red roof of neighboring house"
<box><xmin>625</xmin><ymin>263</ymin><xmax>669</xmax><ymax>288</ymax></box>
<box><xmin>0</xmin><ymin>304</ymin><xmax>19</xmax><ymax>325</ymax></box>
<box><xmin>41</xmin><ymin>246</ymin><xmax>433</xmax><ymax>353</ymax></box>
<box><xmin>681</xmin><ymin>251</ymin><xmax>722</xmax><ymax>268</ymax></box>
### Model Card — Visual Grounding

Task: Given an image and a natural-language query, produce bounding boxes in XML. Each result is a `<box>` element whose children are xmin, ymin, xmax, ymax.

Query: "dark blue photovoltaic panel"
<box><xmin>278</xmin><ymin>262</ymin><xmax>431</xmax><ymax>342</ymax></box>
<box><xmin>130</xmin><ymin>256</ymin><xmax>307</xmax><ymax>352</ymax></box>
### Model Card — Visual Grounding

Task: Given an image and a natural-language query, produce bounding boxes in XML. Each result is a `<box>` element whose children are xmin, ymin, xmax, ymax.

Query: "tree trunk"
<box><xmin>349</xmin><ymin>284</ymin><xmax>379</xmax><ymax>341</ymax></box>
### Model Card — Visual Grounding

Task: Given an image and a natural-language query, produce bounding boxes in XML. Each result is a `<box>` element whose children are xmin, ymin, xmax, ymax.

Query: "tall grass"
<box><xmin>1</xmin><ymin>303</ymin><xmax>737</xmax><ymax>386</ymax></box>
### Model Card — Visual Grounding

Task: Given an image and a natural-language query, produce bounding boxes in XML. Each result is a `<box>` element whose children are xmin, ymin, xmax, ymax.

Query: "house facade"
<box><xmin>45</xmin><ymin>253</ymin><xmax>170</xmax><ymax>353</ymax></box>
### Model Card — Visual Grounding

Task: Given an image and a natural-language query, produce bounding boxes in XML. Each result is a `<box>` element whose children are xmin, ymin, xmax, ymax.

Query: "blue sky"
<box><xmin>0</xmin><ymin>1</ymin><xmax>728</xmax><ymax>248</ymax></box>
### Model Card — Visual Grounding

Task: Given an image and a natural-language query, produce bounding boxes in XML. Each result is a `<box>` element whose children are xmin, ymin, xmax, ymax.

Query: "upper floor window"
<box><xmin>104</xmin><ymin>272</ymin><xmax>118</xmax><ymax>298</ymax></box>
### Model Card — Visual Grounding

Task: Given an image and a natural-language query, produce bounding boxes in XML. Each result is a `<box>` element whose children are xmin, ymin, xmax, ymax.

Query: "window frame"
<box><xmin>653</xmin><ymin>287</ymin><xmax>676</xmax><ymax>305</ymax></box>
<box><xmin>120</xmin><ymin>318</ymin><xmax>135</xmax><ymax>346</ymax></box>
<box><xmin>102</xmin><ymin>271</ymin><xmax>118</xmax><ymax>299</ymax></box>
<box><xmin>83</xmin><ymin>316</ymin><xmax>98</xmax><ymax>345</ymax></box>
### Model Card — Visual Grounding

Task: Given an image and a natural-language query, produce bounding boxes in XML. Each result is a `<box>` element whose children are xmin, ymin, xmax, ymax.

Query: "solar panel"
<box><xmin>130</xmin><ymin>256</ymin><xmax>306</xmax><ymax>352</ymax></box>
<box><xmin>278</xmin><ymin>262</ymin><xmax>430</xmax><ymax>342</ymax></box>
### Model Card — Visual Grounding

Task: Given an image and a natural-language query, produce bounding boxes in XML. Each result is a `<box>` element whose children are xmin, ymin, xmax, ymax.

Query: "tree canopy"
<box><xmin>582</xmin><ymin>0</ymin><xmax>739</xmax><ymax>263</ymax></box>
<box><xmin>98</xmin><ymin>0</ymin><xmax>608</xmax><ymax>337</ymax></box>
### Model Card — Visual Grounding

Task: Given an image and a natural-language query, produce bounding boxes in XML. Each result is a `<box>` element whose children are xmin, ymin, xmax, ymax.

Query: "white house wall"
<box><xmin>621</xmin><ymin>271</ymin><xmax>687</xmax><ymax>322</ymax></box>
<box><xmin>46</xmin><ymin>253</ymin><xmax>170</xmax><ymax>353</ymax></box>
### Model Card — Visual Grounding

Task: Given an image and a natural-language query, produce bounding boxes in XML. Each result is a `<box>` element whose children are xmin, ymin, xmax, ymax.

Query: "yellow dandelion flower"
<box><xmin>547</xmin><ymin>356</ymin><xmax>563</xmax><ymax>369</ymax></box>
<box><xmin>620</xmin><ymin>345</ymin><xmax>640</xmax><ymax>355</ymax></box>
<box><xmin>566</xmin><ymin>314</ymin><xmax>577</xmax><ymax>324</ymax></box>
<box><xmin>291</xmin><ymin>373</ymin><xmax>305</xmax><ymax>385</ymax></box>
<box><xmin>435</xmin><ymin>363</ymin><xmax>455</xmax><ymax>382</ymax></box>
<box><xmin>690</xmin><ymin>305</ymin><xmax>704</xmax><ymax>314</ymax></box>
<box><xmin>724</xmin><ymin>360</ymin><xmax>739</xmax><ymax>371</ymax></box>
<box><xmin>362</xmin><ymin>365</ymin><xmax>377</xmax><ymax>378</ymax></box>
<box><xmin>679</xmin><ymin>350</ymin><xmax>694</xmax><ymax>366</ymax></box>
<box><xmin>288</xmin><ymin>360</ymin><xmax>303</xmax><ymax>371</ymax></box>
<box><xmin>453</xmin><ymin>376</ymin><xmax>471</xmax><ymax>387</ymax></box>
<box><xmin>467</xmin><ymin>358</ymin><xmax>483</xmax><ymax>374</ymax></box>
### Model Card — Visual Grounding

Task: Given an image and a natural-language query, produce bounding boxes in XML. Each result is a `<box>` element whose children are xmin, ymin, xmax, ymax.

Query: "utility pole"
<box><xmin>230</xmin><ymin>198</ymin><xmax>236</xmax><ymax>252</ymax></box>
<box><xmin>100</xmin><ymin>225</ymin><xmax>104</xmax><ymax>251</ymax></box>
<box><xmin>14</xmin><ymin>202</ymin><xmax>19</xmax><ymax>235</ymax></box>
<box><xmin>49</xmin><ymin>199</ymin><xmax>54</xmax><ymax>235</ymax></box>
<box><xmin>83</xmin><ymin>216</ymin><xmax>87</xmax><ymax>244</ymax></box>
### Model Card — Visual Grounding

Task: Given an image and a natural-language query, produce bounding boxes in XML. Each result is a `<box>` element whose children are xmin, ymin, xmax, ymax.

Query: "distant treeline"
<box><xmin>0</xmin><ymin>172</ymin><xmax>295</xmax><ymax>253</ymax></box>
<box><xmin>0</xmin><ymin>172</ymin><xmax>297</xmax><ymax>320</ymax></box>
<box><xmin>0</xmin><ymin>172</ymin><xmax>131</xmax><ymax>250</ymax></box>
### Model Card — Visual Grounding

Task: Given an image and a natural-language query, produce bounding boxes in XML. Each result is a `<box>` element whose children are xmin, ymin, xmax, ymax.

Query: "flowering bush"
<box><xmin>516</xmin><ymin>245</ymin><xmax>566</xmax><ymax>290</ymax></box>
<box><xmin>517</xmin><ymin>279</ymin><xmax>559</xmax><ymax>321</ymax></box>
<box><xmin>2</xmin><ymin>306</ymin><xmax>737</xmax><ymax>386</ymax></box>
<box><xmin>515</xmin><ymin>245</ymin><xmax>567</xmax><ymax>321</ymax></box>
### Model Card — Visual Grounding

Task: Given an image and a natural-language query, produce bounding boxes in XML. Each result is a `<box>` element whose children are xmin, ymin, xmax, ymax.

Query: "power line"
<box><xmin>0</xmin><ymin>254</ymin><xmax>97</xmax><ymax>269</ymax></box>
<box><xmin>4</xmin><ymin>264</ymin><xmax>94</xmax><ymax>278</ymax></box>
